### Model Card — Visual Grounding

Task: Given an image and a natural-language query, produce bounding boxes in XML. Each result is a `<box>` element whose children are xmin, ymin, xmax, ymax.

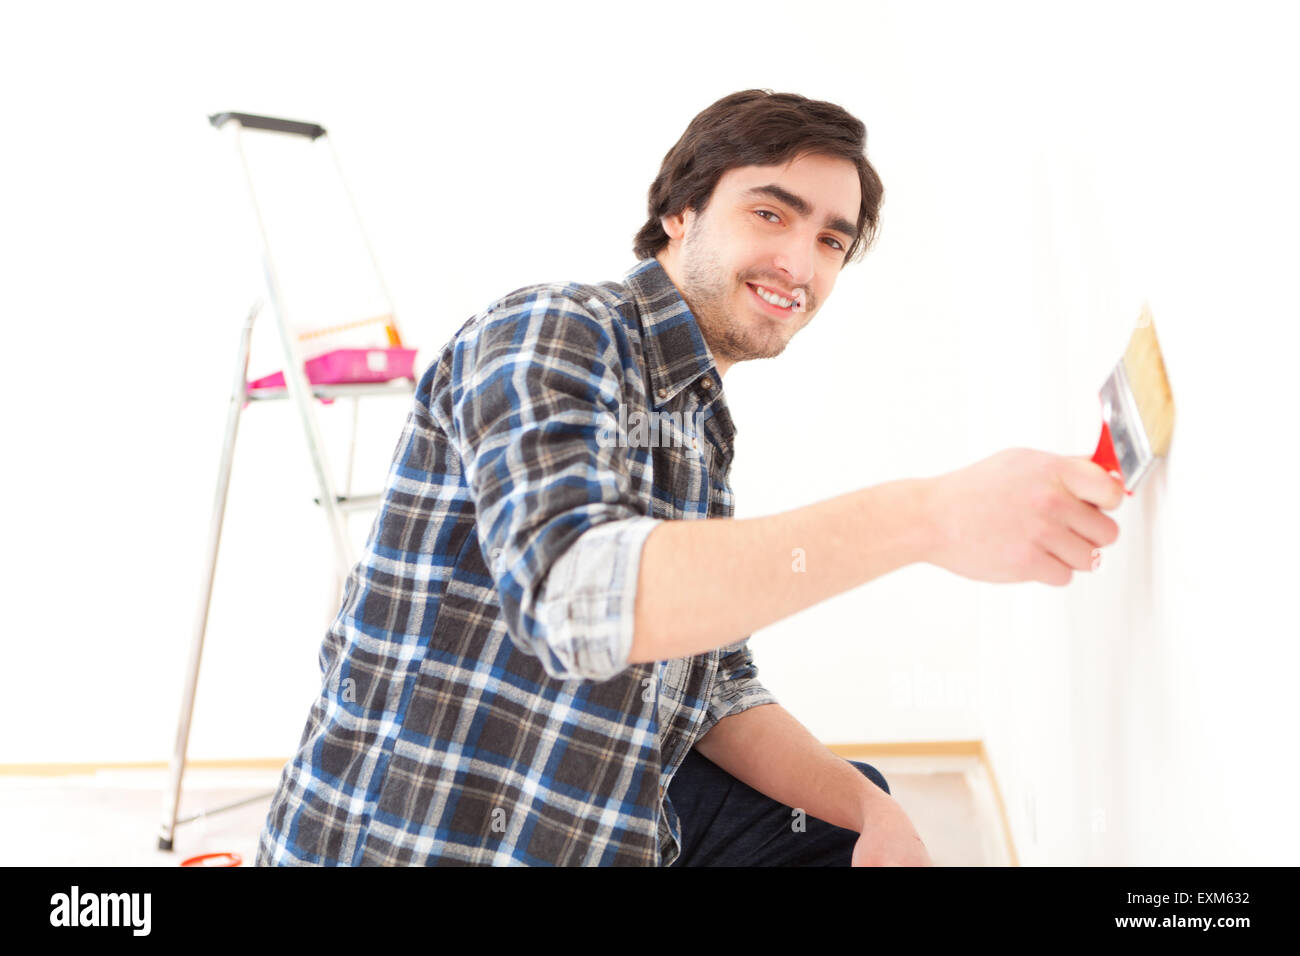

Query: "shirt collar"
<box><xmin>622</xmin><ymin>258</ymin><xmax>722</xmax><ymax>410</ymax></box>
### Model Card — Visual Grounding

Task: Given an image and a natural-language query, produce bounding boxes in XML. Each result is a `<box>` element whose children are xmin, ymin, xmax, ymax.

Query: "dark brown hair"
<box><xmin>633</xmin><ymin>89</ymin><xmax>884</xmax><ymax>266</ymax></box>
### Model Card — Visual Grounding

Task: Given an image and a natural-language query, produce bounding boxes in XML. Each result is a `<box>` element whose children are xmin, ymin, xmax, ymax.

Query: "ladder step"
<box><xmin>314</xmin><ymin>493</ymin><xmax>383</xmax><ymax>513</ymax></box>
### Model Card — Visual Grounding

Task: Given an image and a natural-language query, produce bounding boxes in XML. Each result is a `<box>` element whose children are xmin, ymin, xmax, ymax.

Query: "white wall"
<box><xmin>3</xmin><ymin>0</ymin><xmax>1296</xmax><ymax>864</ymax></box>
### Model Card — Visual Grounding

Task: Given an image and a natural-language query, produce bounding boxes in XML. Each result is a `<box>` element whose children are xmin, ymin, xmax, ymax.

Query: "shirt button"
<box><xmin>700</xmin><ymin>376</ymin><xmax>713</xmax><ymax>391</ymax></box>
<box><xmin>656</xmin><ymin>386</ymin><xmax>667</xmax><ymax>399</ymax></box>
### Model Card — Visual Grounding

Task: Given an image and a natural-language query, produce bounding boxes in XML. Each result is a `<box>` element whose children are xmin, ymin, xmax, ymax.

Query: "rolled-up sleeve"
<box><xmin>533</xmin><ymin>515</ymin><xmax>661</xmax><ymax>680</ymax></box>
<box><xmin>698</xmin><ymin>637</ymin><xmax>779</xmax><ymax>739</ymax></box>
<box><xmin>442</xmin><ymin>288</ymin><xmax>660</xmax><ymax>681</ymax></box>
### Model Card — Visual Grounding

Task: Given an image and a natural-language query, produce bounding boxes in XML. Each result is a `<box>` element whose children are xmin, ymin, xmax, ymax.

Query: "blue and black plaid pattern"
<box><xmin>256</xmin><ymin>259</ymin><xmax>777</xmax><ymax>866</ymax></box>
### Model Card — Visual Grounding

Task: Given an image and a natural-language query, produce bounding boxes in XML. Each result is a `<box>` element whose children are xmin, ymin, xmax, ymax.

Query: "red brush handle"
<box><xmin>1091</xmin><ymin>420</ymin><xmax>1134</xmax><ymax>496</ymax></box>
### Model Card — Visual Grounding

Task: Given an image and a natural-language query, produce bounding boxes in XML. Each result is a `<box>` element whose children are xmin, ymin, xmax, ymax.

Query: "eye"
<box><xmin>822</xmin><ymin>237</ymin><xmax>845</xmax><ymax>252</ymax></box>
<box><xmin>755</xmin><ymin>209</ymin><xmax>781</xmax><ymax>224</ymax></box>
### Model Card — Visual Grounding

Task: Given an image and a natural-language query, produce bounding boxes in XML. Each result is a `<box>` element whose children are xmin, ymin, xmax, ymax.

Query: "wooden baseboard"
<box><xmin>0</xmin><ymin>757</ymin><xmax>289</xmax><ymax>776</ymax></box>
<box><xmin>826</xmin><ymin>739</ymin><xmax>1018</xmax><ymax>866</ymax></box>
<box><xmin>825</xmin><ymin>739</ymin><xmax>984</xmax><ymax>758</ymax></box>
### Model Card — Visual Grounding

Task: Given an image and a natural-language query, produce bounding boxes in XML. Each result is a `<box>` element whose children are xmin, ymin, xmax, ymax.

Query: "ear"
<box><xmin>661</xmin><ymin>207</ymin><xmax>693</xmax><ymax>241</ymax></box>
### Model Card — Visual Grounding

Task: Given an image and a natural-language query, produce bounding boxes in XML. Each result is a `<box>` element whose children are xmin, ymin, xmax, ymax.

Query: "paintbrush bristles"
<box><xmin>1122</xmin><ymin>303</ymin><xmax>1175</xmax><ymax>457</ymax></box>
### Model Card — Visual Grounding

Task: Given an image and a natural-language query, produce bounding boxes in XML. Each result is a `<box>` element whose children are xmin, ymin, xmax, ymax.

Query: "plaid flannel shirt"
<box><xmin>256</xmin><ymin>258</ymin><xmax>778</xmax><ymax>866</ymax></box>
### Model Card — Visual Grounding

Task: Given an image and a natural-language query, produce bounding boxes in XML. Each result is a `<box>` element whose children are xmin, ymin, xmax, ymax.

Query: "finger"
<box><xmin>1042</xmin><ymin>525</ymin><xmax>1097</xmax><ymax>572</ymax></box>
<box><xmin>1060</xmin><ymin>456</ymin><xmax>1125</xmax><ymax>511</ymax></box>
<box><xmin>1032</xmin><ymin>548</ymin><xmax>1074</xmax><ymax>587</ymax></box>
<box><xmin>1063</xmin><ymin>497</ymin><xmax>1120</xmax><ymax>549</ymax></box>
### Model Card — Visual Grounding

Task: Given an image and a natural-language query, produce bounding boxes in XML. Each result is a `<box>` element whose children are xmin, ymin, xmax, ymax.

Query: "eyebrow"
<box><xmin>742</xmin><ymin>184</ymin><xmax>858</xmax><ymax>243</ymax></box>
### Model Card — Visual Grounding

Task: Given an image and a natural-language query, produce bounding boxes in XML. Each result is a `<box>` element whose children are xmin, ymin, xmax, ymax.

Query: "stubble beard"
<box><xmin>679</xmin><ymin>228</ymin><xmax>793</xmax><ymax>367</ymax></box>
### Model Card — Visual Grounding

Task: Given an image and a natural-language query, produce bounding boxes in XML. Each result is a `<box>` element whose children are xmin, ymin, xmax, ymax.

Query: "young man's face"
<box><xmin>655</xmin><ymin>151</ymin><xmax>862</xmax><ymax>377</ymax></box>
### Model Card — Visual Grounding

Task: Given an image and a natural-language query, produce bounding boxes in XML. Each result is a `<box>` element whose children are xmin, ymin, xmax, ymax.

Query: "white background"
<box><xmin>3</xmin><ymin>0</ymin><xmax>1297</xmax><ymax>864</ymax></box>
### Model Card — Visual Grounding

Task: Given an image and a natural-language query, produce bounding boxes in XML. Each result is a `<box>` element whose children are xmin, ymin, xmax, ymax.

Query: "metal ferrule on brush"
<box><xmin>1099</xmin><ymin>362</ymin><xmax>1155</xmax><ymax>491</ymax></box>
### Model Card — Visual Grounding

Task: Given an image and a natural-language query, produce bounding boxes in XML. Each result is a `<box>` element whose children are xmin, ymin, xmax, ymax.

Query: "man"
<box><xmin>257</xmin><ymin>89</ymin><xmax>1124</xmax><ymax>867</ymax></box>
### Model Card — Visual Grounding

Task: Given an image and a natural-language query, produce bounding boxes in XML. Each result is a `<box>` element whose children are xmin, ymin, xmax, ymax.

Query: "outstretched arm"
<box><xmin>630</xmin><ymin>478</ymin><xmax>933</xmax><ymax>663</ymax></box>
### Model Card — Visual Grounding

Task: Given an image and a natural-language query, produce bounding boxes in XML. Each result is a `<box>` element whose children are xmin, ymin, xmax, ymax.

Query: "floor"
<box><xmin>0</xmin><ymin>754</ymin><xmax>1013</xmax><ymax>866</ymax></box>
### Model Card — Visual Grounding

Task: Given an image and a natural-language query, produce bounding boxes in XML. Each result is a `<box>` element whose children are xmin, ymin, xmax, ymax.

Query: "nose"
<box><xmin>771</xmin><ymin>230</ymin><xmax>816</xmax><ymax>292</ymax></box>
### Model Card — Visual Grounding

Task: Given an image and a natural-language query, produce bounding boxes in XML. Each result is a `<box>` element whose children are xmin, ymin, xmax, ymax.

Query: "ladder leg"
<box><xmin>283</xmin><ymin>342</ymin><xmax>353</xmax><ymax>577</ymax></box>
<box><xmin>345</xmin><ymin>395</ymin><xmax>359</xmax><ymax>498</ymax></box>
<box><xmin>327</xmin><ymin>560</ymin><xmax>346</xmax><ymax>632</ymax></box>
<box><xmin>331</xmin><ymin>397</ymin><xmax>358</xmax><ymax>623</ymax></box>
<box><xmin>226</xmin><ymin>120</ymin><xmax>354</xmax><ymax>578</ymax></box>
<box><xmin>158</xmin><ymin>301</ymin><xmax>260</xmax><ymax>851</ymax></box>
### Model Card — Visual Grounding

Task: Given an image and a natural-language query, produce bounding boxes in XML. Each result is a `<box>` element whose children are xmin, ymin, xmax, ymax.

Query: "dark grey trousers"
<box><xmin>665</xmin><ymin>746</ymin><xmax>890</xmax><ymax>866</ymax></box>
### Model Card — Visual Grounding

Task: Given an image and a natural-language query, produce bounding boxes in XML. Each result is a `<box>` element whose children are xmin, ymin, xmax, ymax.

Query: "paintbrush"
<box><xmin>1090</xmin><ymin>303</ymin><xmax>1175</xmax><ymax>495</ymax></box>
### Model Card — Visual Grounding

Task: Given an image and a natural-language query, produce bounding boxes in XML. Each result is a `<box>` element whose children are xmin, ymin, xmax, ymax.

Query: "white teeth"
<box><xmin>752</xmin><ymin>284</ymin><xmax>793</xmax><ymax>308</ymax></box>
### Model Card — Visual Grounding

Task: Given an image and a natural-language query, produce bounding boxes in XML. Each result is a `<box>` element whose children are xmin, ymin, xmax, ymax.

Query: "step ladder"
<box><xmin>157</xmin><ymin>112</ymin><xmax>415</xmax><ymax>852</ymax></box>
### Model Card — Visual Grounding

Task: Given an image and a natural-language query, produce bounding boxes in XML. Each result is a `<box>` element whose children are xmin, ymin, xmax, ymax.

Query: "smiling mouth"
<box><xmin>746</xmin><ymin>282</ymin><xmax>807</xmax><ymax>314</ymax></box>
